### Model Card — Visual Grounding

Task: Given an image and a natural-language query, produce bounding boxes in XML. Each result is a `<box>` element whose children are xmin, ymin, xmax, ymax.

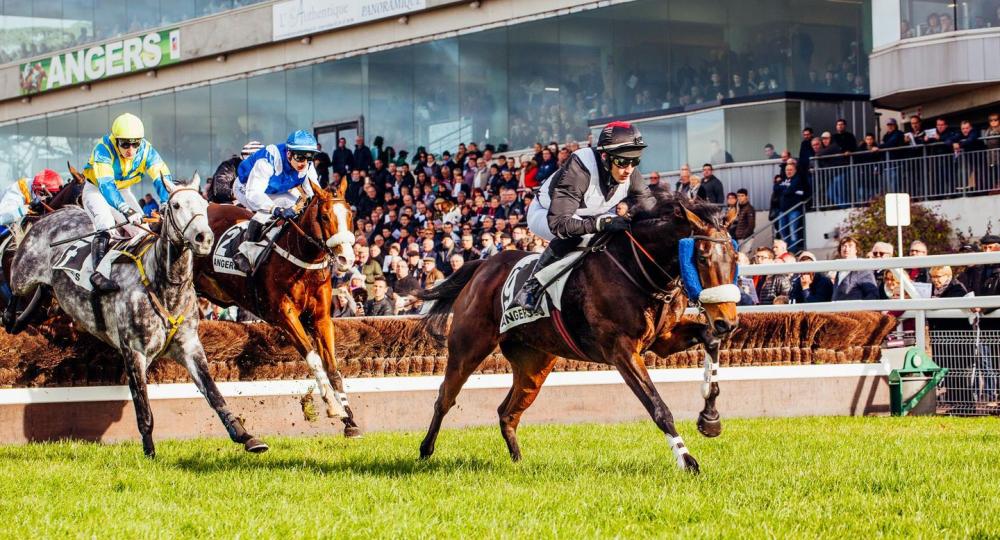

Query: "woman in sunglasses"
<box><xmin>231</xmin><ymin>130</ymin><xmax>320</xmax><ymax>273</ymax></box>
<box><xmin>82</xmin><ymin>113</ymin><xmax>173</xmax><ymax>293</ymax></box>
<box><xmin>514</xmin><ymin>121</ymin><xmax>654</xmax><ymax>312</ymax></box>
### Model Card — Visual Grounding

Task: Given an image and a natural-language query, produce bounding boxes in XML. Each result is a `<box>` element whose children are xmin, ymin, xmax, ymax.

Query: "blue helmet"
<box><xmin>286</xmin><ymin>130</ymin><xmax>318</xmax><ymax>152</ymax></box>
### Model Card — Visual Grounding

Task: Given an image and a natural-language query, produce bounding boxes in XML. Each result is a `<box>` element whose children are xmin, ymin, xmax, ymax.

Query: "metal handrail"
<box><xmin>739</xmin><ymin>250</ymin><xmax>1000</xmax><ymax>277</ymax></box>
<box><xmin>739</xmin><ymin>197</ymin><xmax>809</xmax><ymax>249</ymax></box>
<box><xmin>809</xmin><ymin>134</ymin><xmax>1000</xmax><ymax>165</ymax></box>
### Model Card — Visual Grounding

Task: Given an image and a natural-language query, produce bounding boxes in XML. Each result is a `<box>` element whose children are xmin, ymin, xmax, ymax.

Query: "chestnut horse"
<box><xmin>418</xmin><ymin>192</ymin><xmax>739</xmax><ymax>473</ymax></box>
<box><xmin>191</xmin><ymin>178</ymin><xmax>361</xmax><ymax>435</ymax></box>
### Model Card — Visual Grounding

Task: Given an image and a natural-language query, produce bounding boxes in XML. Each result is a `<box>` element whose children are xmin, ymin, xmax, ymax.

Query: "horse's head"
<box><xmin>631</xmin><ymin>192</ymin><xmax>739</xmax><ymax>337</ymax></box>
<box><xmin>680</xmin><ymin>205</ymin><xmax>740</xmax><ymax>337</ymax></box>
<box><xmin>299</xmin><ymin>178</ymin><xmax>355</xmax><ymax>271</ymax></box>
<box><xmin>160</xmin><ymin>173</ymin><xmax>213</xmax><ymax>256</ymax></box>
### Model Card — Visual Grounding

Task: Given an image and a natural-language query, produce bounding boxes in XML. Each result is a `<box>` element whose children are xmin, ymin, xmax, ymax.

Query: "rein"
<box><xmin>120</xmin><ymin>186</ymin><xmax>202</xmax><ymax>357</ymax></box>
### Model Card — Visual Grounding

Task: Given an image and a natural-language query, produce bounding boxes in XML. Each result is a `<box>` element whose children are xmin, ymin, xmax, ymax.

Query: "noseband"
<box><xmin>603</xmin><ymin>229</ymin><xmax>736</xmax><ymax>306</ymax></box>
<box><xmin>162</xmin><ymin>187</ymin><xmax>206</xmax><ymax>250</ymax></box>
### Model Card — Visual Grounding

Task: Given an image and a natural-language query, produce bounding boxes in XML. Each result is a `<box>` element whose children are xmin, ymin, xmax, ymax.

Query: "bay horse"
<box><xmin>1</xmin><ymin>163</ymin><xmax>87</xmax><ymax>324</ymax></box>
<box><xmin>11</xmin><ymin>177</ymin><xmax>268</xmax><ymax>457</ymax></box>
<box><xmin>191</xmin><ymin>178</ymin><xmax>361</xmax><ymax>435</ymax></box>
<box><xmin>417</xmin><ymin>192</ymin><xmax>739</xmax><ymax>473</ymax></box>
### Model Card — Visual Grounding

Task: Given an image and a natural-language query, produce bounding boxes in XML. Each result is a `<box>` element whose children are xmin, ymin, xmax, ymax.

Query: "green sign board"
<box><xmin>19</xmin><ymin>28</ymin><xmax>181</xmax><ymax>95</ymax></box>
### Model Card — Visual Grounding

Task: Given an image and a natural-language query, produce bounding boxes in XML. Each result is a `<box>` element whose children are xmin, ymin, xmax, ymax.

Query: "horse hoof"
<box><xmin>419</xmin><ymin>448</ymin><xmax>433</xmax><ymax>460</ymax></box>
<box><xmin>682</xmin><ymin>454</ymin><xmax>700</xmax><ymax>474</ymax></box>
<box><xmin>343</xmin><ymin>426</ymin><xmax>363</xmax><ymax>439</ymax></box>
<box><xmin>244</xmin><ymin>438</ymin><xmax>269</xmax><ymax>453</ymax></box>
<box><xmin>697</xmin><ymin>412</ymin><xmax>722</xmax><ymax>438</ymax></box>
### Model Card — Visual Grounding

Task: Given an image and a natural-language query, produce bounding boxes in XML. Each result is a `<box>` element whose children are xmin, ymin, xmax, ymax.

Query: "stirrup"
<box><xmin>233</xmin><ymin>253</ymin><xmax>252</xmax><ymax>274</ymax></box>
<box><xmin>513</xmin><ymin>279</ymin><xmax>544</xmax><ymax>312</ymax></box>
<box><xmin>90</xmin><ymin>273</ymin><xmax>119</xmax><ymax>294</ymax></box>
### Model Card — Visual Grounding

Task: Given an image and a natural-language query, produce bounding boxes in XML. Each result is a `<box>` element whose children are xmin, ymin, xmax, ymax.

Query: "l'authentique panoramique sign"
<box><xmin>19</xmin><ymin>28</ymin><xmax>181</xmax><ymax>96</ymax></box>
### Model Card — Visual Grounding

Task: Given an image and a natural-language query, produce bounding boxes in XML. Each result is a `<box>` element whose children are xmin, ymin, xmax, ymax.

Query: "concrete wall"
<box><xmin>805</xmin><ymin>194</ymin><xmax>1000</xmax><ymax>256</ymax></box>
<box><xmin>869</xmin><ymin>28</ymin><xmax>1000</xmax><ymax>111</ymax></box>
<box><xmin>0</xmin><ymin>0</ymin><xmax>605</xmax><ymax>124</ymax></box>
<box><xmin>0</xmin><ymin>372</ymin><xmax>889</xmax><ymax>445</ymax></box>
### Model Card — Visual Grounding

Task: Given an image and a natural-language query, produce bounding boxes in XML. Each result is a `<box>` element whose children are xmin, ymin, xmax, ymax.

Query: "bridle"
<box><xmin>161</xmin><ymin>187</ymin><xmax>206</xmax><ymax>250</ymax></box>
<box><xmin>603</xmin><ymin>225</ymin><xmax>734</xmax><ymax>308</ymax></box>
<box><xmin>275</xmin><ymin>193</ymin><xmax>354</xmax><ymax>270</ymax></box>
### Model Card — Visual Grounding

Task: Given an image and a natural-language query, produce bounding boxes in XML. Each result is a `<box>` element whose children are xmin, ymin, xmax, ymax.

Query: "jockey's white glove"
<box><xmin>123</xmin><ymin>207</ymin><xmax>143</xmax><ymax>226</ymax></box>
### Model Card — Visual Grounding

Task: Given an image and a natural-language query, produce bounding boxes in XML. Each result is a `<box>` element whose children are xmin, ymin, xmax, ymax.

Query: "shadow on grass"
<box><xmin>169</xmin><ymin>452</ymin><xmax>502</xmax><ymax>477</ymax></box>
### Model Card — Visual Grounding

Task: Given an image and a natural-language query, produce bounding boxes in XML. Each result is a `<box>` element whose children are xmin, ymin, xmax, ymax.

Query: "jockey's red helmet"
<box><xmin>31</xmin><ymin>168</ymin><xmax>63</xmax><ymax>195</ymax></box>
<box><xmin>596</xmin><ymin>121</ymin><xmax>647</xmax><ymax>159</ymax></box>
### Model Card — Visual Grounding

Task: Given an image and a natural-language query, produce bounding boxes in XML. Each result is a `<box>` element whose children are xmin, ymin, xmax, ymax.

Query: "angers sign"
<box><xmin>19</xmin><ymin>28</ymin><xmax>181</xmax><ymax>95</ymax></box>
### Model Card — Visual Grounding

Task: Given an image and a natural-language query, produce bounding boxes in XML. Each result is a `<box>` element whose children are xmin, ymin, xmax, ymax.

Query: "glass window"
<box><xmin>610</xmin><ymin>2</ymin><xmax>674</xmax><ymax>114</ymax></box>
<box><xmin>33</xmin><ymin>1</ymin><xmax>62</xmax><ymax>18</ymax></box>
<box><xmin>94</xmin><ymin>0</ymin><xmax>127</xmax><ymax>40</ymax></box>
<box><xmin>76</xmin><ymin>106</ymin><xmax>109</xmax><ymax>165</ymax></box>
<box><xmin>126</xmin><ymin>0</ymin><xmax>159</xmax><ymax>33</ymax></box>
<box><xmin>633</xmin><ymin>116</ymin><xmax>687</xmax><ymax>174</ymax></box>
<box><xmin>0</xmin><ymin>123</ymin><xmax>22</xmax><ymax>181</ymax></box>
<box><xmin>248</xmin><ymin>71</ymin><xmax>286</xmax><ymax>145</ymax></box>
<box><xmin>413</xmin><ymin>39</ymin><xmax>459</xmax><ymax>155</ymax></box>
<box><xmin>160</xmin><ymin>0</ymin><xmax>196</xmax><ymax>26</ymax></box>
<box><xmin>63</xmin><ymin>0</ymin><xmax>95</xmax><ymax>48</ymax></box>
<box><xmin>175</xmin><ymin>86</ymin><xmax>211</xmax><ymax>181</ymax></box>
<box><xmin>210</xmin><ymin>78</ymin><xmax>248</xmax><ymax>168</ymax></box>
<box><xmin>3</xmin><ymin>0</ymin><xmax>31</xmax><ymax>16</ymax></box>
<box><xmin>46</xmin><ymin>112</ymin><xmax>79</xmax><ymax>174</ymax></box>
<box><xmin>724</xmin><ymin>102</ymin><xmax>797</xmax><ymax>163</ymax></box>
<box><xmin>686</xmin><ymin>109</ymin><xmax>725</xmax><ymax>166</ymax></box>
<box><xmin>508</xmin><ymin>19</ymin><xmax>560</xmax><ymax>150</ymax></box>
<box><xmin>458</xmin><ymin>29</ymin><xmax>508</xmax><ymax>152</ymax></box>
<box><xmin>313</xmin><ymin>58</ymin><xmax>363</xmax><ymax>127</ymax></box>
<box><xmin>197</xmin><ymin>0</ymin><xmax>232</xmax><ymax>17</ymax></box>
<box><xmin>141</xmin><ymin>92</ymin><xmax>176</xmax><ymax>194</ymax></box>
<box><xmin>17</xmin><ymin>118</ymin><xmax>49</xmax><ymax>178</ymax></box>
<box><xmin>559</xmin><ymin>11</ymin><xmax>612</xmax><ymax>145</ymax></box>
<box><xmin>285</xmin><ymin>66</ymin><xmax>313</xmax><ymax>138</ymax></box>
<box><xmin>367</xmin><ymin>47</ymin><xmax>414</xmax><ymax>154</ymax></box>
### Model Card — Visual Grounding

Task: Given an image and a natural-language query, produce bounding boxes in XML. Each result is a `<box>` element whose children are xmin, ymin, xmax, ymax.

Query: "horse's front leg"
<box><xmin>312</xmin><ymin>295</ymin><xmax>362</xmax><ymax>437</ymax></box>
<box><xmin>650</xmin><ymin>320</ymin><xmax>722</xmax><ymax>438</ymax></box>
<box><xmin>277</xmin><ymin>297</ymin><xmax>348</xmax><ymax>420</ymax></box>
<box><xmin>615</xmin><ymin>350</ymin><xmax>699</xmax><ymax>473</ymax></box>
<box><xmin>171</xmin><ymin>329</ymin><xmax>268</xmax><ymax>453</ymax></box>
<box><xmin>120</xmin><ymin>345</ymin><xmax>156</xmax><ymax>457</ymax></box>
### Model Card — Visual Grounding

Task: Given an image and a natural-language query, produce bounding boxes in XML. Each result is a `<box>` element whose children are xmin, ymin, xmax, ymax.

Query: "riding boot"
<box><xmin>89</xmin><ymin>232</ymin><xmax>119</xmax><ymax>294</ymax></box>
<box><xmin>512</xmin><ymin>244</ymin><xmax>560</xmax><ymax>312</ymax></box>
<box><xmin>233</xmin><ymin>219</ymin><xmax>264</xmax><ymax>274</ymax></box>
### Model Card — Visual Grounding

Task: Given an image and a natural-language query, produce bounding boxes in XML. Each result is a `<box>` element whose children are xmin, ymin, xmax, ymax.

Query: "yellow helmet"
<box><xmin>111</xmin><ymin>113</ymin><xmax>144</xmax><ymax>140</ymax></box>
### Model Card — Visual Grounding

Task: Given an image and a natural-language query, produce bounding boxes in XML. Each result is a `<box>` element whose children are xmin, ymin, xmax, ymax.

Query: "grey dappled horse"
<box><xmin>10</xmin><ymin>176</ymin><xmax>268</xmax><ymax>457</ymax></box>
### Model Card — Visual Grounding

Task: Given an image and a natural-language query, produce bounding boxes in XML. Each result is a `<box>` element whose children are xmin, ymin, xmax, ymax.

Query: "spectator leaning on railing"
<box><xmin>752</xmin><ymin>247</ymin><xmax>791</xmax><ymax>305</ymax></box>
<box><xmin>790</xmin><ymin>250</ymin><xmax>833</xmax><ymax>303</ymax></box>
<box><xmin>831</xmin><ymin>236</ymin><xmax>878</xmax><ymax>301</ymax></box>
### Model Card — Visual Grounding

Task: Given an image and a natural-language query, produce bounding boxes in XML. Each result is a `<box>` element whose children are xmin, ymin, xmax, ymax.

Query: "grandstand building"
<box><xmin>0</xmin><ymin>0</ymin><xmax>868</xmax><ymax>196</ymax></box>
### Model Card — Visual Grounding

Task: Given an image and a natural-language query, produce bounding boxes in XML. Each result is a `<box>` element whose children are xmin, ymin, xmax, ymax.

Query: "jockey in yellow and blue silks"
<box><xmin>82</xmin><ymin>112</ymin><xmax>172</xmax><ymax>293</ymax></box>
<box><xmin>230</xmin><ymin>130</ymin><xmax>319</xmax><ymax>273</ymax></box>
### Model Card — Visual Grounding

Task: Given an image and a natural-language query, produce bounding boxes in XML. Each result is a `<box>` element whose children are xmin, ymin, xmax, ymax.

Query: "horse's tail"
<box><xmin>417</xmin><ymin>258</ymin><xmax>486</xmax><ymax>339</ymax></box>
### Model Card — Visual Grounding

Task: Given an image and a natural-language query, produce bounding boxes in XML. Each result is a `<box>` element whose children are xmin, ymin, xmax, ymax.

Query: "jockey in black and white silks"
<box><xmin>515</xmin><ymin>121</ymin><xmax>655</xmax><ymax>311</ymax></box>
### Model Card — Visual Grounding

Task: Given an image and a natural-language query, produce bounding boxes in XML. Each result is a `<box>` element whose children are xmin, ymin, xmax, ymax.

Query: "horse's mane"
<box><xmin>630</xmin><ymin>190</ymin><xmax>723</xmax><ymax>230</ymax></box>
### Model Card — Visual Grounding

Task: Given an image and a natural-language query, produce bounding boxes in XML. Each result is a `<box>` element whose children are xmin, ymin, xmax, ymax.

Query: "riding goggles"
<box><xmin>610</xmin><ymin>156</ymin><xmax>641</xmax><ymax>168</ymax></box>
<box><xmin>117</xmin><ymin>138</ymin><xmax>142</xmax><ymax>149</ymax></box>
<box><xmin>290</xmin><ymin>151</ymin><xmax>316</xmax><ymax>163</ymax></box>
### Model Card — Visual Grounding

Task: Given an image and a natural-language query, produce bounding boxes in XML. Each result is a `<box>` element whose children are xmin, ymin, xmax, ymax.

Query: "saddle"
<box><xmin>499</xmin><ymin>250</ymin><xmax>585</xmax><ymax>334</ymax></box>
<box><xmin>212</xmin><ymin>221</ymin><xmax>282</xmax><ymax>277</ymax></box>
<box><xmin>53</xmin><ymin>231</ymin><xmax>155</xmax><ymax>292</ymax></box>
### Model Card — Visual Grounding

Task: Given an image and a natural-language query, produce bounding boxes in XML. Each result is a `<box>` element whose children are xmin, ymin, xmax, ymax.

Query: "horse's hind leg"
<box><xmin>121</xmin><ymin>348</ymin><xmax>156</xmax><ymax>457</ymax></box>
<box><xmin>175</xmin><ymin>334</ymin><xmax>268</xmax><ymax>453</ymax></box>
<box><xmin>497</xmin><ymin>343</ymin><xmax>557</xmax><ymax>462</ymax></box>
<box><xmin>615</xmin><ymin>351</ymin><xmax>700</xmax><ymax>473</ymax></box>
<box><xmin>419</xmin><ymin>330</ymin><xmax>498</xmax><ymax>460</ymax></box>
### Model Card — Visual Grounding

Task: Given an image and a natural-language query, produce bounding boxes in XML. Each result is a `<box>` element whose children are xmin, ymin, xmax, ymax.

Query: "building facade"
<box><xmin>1</xmin><ymin>0</ymin><xmax>868</xmax><ymax>195</ymax></box>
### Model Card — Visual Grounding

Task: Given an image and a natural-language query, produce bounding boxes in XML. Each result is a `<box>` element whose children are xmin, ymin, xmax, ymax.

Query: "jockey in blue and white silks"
<box><xmin>82</xmin><ymin>112</ymin><xmax>172</xmax><ymax>294</ymax></box>
<box><xmin>231</xmin><ymin>130</ymin><xmax>318</xmax><ymax>272</ymax></box>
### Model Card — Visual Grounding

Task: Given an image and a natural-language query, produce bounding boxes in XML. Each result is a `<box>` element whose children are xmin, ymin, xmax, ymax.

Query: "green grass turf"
<box><xmin>1</xmin><ymin>416</ymin><xmax>999</xmax><ymax>538</ymax></box>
